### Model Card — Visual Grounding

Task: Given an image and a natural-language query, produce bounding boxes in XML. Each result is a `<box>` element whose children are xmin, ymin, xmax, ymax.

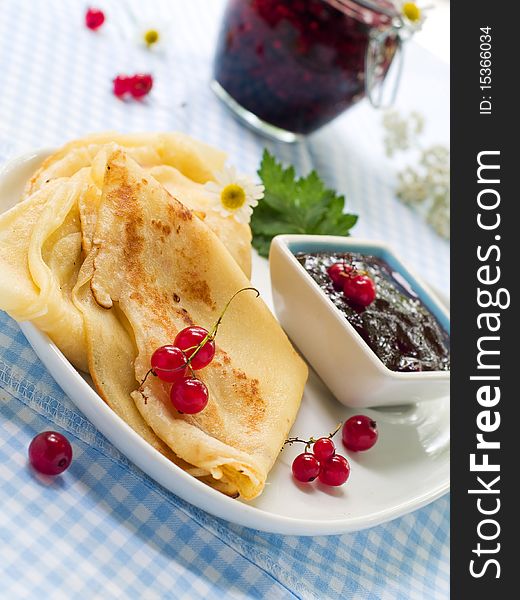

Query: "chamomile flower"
<box><xmin>400</xmin><ymin>1</ymin><xmax>429</xmax><ymax>32</ymax></box>
<box><xmin>204</xmin><ymin>167</ymin><xmax>264</xmax><ymax>224</ymax></box>
<box><xmin>137</xmin><ymin>22</ymin><xmax>166</xmax><ymax>51</ymax></box>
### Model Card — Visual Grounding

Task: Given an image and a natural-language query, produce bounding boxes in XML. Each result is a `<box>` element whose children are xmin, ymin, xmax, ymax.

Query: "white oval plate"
<box><xmin>0</xmin><ymin>150</ymin><xmax>450</xmax><ymax>536</ymax></box>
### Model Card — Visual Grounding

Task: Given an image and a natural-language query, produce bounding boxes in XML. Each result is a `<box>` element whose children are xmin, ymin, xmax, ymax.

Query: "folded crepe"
<box><xmin>0</xmin><ymin>172</ymin><xmax>89</xmax><ymax>370</ymax></box>
<box><xmin>72</xmin><ymin>255</ymin><xmax>239</xmax><ymax>496</ymax></box>
<box><xmin>24</xmin><ymin>131</ymin><xmax>227</xmax><ymax>194</ymax></box>
<box><xmin>79</xmin><ymin>150</ymin><xmax>307</xmax><ymax>499</ymax></box>
<box><xmin>23</xmin><ymin>132</ymin><xmax>252</xmax><ymax>277</ymax></box>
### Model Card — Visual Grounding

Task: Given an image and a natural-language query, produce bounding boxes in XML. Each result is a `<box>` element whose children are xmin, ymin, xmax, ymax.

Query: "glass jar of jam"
<box><xmin>212</xmin><ymin>0</ymin><xmax>403</xmax><ymax>141</ymax></box>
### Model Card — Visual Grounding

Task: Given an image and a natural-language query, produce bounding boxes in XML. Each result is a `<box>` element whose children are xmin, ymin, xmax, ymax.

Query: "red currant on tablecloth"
<box><xmin>128</xmin><ymin>74</ymin><xmax>153</xmax><ymax>98</ymax></box>
<box><xmin>174</xmin><ymin>326</ymin><xmax>216</xmax><ymax>370</ymax></box>
<box><xmin>170</xmin><ymin>378</ymin><xmax>209</xmax><ymax>414</ymax></box>
<box><xmin>28</xmin><ymin>431</ymin><xmax>73</xmax><ymax>476</ymax></box>
<box><xmin>150</xmin><ymin>345</ymin><xmax>188</xmax><ymax>382</ymax></box>
<box><xmin>312</xmin><ymin>437</ymin><xmax>335</xmax><ymax>462</ymax></box>
<box><xmin>85</xmin><ymin>7</ymin><xmax>105</xmax><ymax>30</ymax></box>
<box><xmin>343</xmin><ymin>274</ymin><xmax>376</xmax><ymax>308</ymax></box>
<box><xmin>342</xmin><ymin>415</ymin><xmax>378</xmax><ymax>451</ymax></box>
<box><xmin>292</xmin><ymin>453</ymin><xmax>320</xmax><ymax>483</ymax></box>
<box><xmin>113</xmin><ymin>75</ymin><xmax>131</xmax><ymax>98</ymax></box>
<box><xmin>318</xmin><ymin>454</ymin><xmax>350</xmax><ymax>486</ymax></box>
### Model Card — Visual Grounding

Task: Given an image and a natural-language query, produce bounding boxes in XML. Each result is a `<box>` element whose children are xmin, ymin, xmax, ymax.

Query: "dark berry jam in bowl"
<box><xmin>212</xmin><ymin>0</ymin><xmax>402</xmax><ymax>141</ymax></box>
<box><xmin>269</xmin><ymin>235</ymin><xmax>450</xmax><ymax>408</ymax></box>
<box><xmin>297</xmin><ymin>251</ymin><xmax>450</xmax><ymax>373</ymax></box>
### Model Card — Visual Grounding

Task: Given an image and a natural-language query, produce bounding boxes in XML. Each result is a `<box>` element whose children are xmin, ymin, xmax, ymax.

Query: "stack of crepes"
<box><xmin>0</xmin><ymin>133</ymin><xmax>307</xmax><ymax>500</ymax></box>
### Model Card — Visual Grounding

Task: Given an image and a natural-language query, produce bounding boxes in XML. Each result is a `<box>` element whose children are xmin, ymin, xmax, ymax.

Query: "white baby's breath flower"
<box><xmin>383</xmin><ymin>108</ymin><xmax>449</xmax><ymax>239</ymax></box>
<box><xmin>204</xmin><ymin>166</ymin><xmax>264</xmax><ymax>224</ymax></box>
<box><xmin>396</xmin><ymin>167</ymin><xmax>429</xmax><ymax>206</ymax></box>
<box><xmin>382</xmin><ymin>109</ymin><xmax>424</xmax><ymax>157</ymax></box>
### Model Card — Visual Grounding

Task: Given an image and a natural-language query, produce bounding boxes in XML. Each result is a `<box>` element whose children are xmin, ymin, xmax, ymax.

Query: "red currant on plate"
<box><xmin>312</xmin><ymin>437</ymin><xmax>335</xmax><ymax>462</ymax></box>
<box><xmin>170</xmin><ymin>378</ymin><xmax>209</xmax><ymax>414</ymax></box>
<box><xmin>150</xmin><ymin>345</ymin><xmax>187</xmax><ymax>382</ymax></box>
<box><xmin>85</xmin><ymin>7</ymin><xmax>105</xmax><ymax>30</ymax></box>
<box><xmin>292</xmin><ymin>453</ymin><xmax>320</xmax><ymax>483</ymax></box>
<box><xmin>174</xmin><ymin>326</ymin><xmax>216</xmax><ymax>370</ymax></box>
<box><xmin>318</xmin><ymin>454</ymin><xmax>350</xmax><ymax>486</ymax></box>
<box><xmin>327</xmin><ymin>262</ymin><xmax>353</xmax><ymax>290</ymax></box>
<box><xmin>343</xmin><ymin>274</ymin><xmax>376</xmax><ymax>308</ymax></box>
<box><xmin>342</xmin><ymin>415</ymin><xmax>378</xmax><ymax>451</ymax></box>
<box><xmin>28</xmin><ymin>431</ymin><xmax>73</xmax><ymax>476</ymax></box>
<box><xmin>128</xmin><ymin>74</ymin><xmax>153</xmax><ymax>99</ymax></box>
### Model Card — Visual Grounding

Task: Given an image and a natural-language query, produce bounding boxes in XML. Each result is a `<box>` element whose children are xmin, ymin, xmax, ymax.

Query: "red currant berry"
<box><xmin>113</xmin><ymin>75</ymin><xmax>131</xmax><ymax>98</ymax></box>
<box><xmin>170</xmin><ymin>378</ymin><xmax>209</xmax><ymax>414</ymax></box>
<box><xmin>174</xmin><ymin>327</ymin><xmax>216</xmax><ymax>370</ymax></box>
<box><xmin>342</xmin><ymin>415</ymin><xmax>378</xmax><ymax>451</ymax></box>
<box><xmin>327</xmin><ymin>263</ymin><xmax>353</xmax><ymax>290</ymax></box>
<box><xmin>128</xmin><ymin>74</ymin><xmax>153</xmax><ymax>99</ymax></box>
<box><xmin>343</xmin><ymin>274</ymin><xmax>376</xmax><ymax>308</ymax></box>
<box><xmin>85</xmin><ymin>7</ymin><xmax>105</xmax><ymax>30</ymax></box>
<box><xmin>150</xmin><ymin>345</ymin><xmax>187</xmax><ymax>382</ymax></box>
<box><xmin>28</xmin><ymin>431</ymin><xmax>73</xmax><ymax>476</ymax></box>
<box><xmin>292</xmin><ymin>452</ymin><xmax>320</xmax><ymax>483</ymax></box>
<box><xmin>313</xmin><ymin>437</ymin><xmax>335</xmax><ymax>462</ymax></box>
<box><xmin>318</xmin><ymin>454</ymin><xmax>350</xmax><ymax>486</ymax></box>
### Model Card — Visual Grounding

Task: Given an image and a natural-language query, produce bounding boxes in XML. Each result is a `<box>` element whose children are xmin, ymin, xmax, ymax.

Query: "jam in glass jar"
<box><xmin>212</xmin><ymin>0</ymin><xmax>402</xmax><ymax>141</ymax></box>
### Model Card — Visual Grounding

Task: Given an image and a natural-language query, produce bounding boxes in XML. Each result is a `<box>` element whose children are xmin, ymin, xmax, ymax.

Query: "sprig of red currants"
<box><xmin>286</xmin><ymin>415</ymin><xmax>379</xmax><ymax>488</ymax></box>
<box><xmin>285</xmin><ymin>424</ymin><xmax>350</xmax><ymax>486</ymax></box>
<box><xmin>144</xmin><ymin>287</ymin><xmax>259</xmax><ymax>415</ymax></box>
<box><xmin>327</xmin><ymin>260</ymin><xmax>376</xmax><ymax>308</ymax></box>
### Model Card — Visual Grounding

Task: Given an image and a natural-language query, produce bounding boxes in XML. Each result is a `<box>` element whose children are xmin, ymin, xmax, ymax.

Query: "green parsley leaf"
<box><xmin>251</xmin><ymin>150</ymin><xmax>358</xmax><ymax>257</ymax></box>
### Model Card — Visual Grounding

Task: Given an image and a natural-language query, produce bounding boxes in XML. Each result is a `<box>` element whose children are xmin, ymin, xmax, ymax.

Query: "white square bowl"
<box><xmin>269</xmin><ymin>235</ymin><xmax>450</xmax><ymax>408</ymax></box>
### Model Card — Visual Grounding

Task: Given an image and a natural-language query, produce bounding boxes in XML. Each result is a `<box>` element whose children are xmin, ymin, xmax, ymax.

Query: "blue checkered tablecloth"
<box><xmin>0</xmin><ymin>1</ymin><xmax>450</xmax><ymax>598</ymax></box>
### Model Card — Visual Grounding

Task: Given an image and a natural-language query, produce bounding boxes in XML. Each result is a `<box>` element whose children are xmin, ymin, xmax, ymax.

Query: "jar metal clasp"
<box><xmin>365</xmin><ymin>22</ymin><xmax>405</xmax><ymax>109</ymax></box>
